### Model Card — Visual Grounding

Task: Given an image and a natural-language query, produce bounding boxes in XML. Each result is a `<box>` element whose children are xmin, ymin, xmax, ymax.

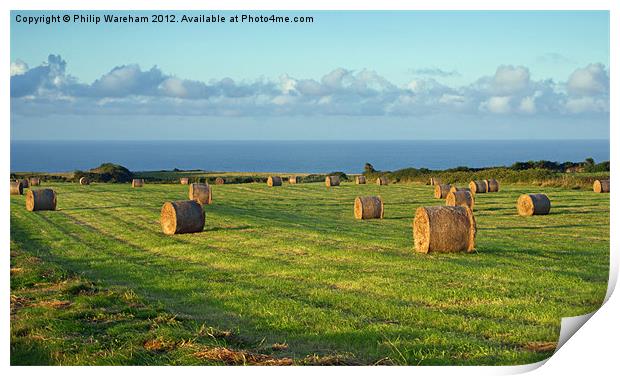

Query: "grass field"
<box><xmin>10</xmin><ymin>181</ymin><xmax>609</xmax><ymax>365</ymax></box>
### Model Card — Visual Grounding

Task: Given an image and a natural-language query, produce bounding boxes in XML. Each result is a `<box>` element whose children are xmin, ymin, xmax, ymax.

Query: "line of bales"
<box><xmin>10</xmin><ymin>174</ymin><xmax>610</xmax><ymax>254</ymax></box>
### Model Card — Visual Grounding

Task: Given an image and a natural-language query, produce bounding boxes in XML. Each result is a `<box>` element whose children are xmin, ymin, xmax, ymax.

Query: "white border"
<box><xmin>3</xmin><ymin>1</ymin><xmax>616</xmax><ymax>375</ymax></box>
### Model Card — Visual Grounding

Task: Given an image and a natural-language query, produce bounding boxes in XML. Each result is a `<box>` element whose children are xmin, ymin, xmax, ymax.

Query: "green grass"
<box><xmin>10</xmin><ymin>181</ymin><xmax>609</xmax><ymax>365</ymax></box>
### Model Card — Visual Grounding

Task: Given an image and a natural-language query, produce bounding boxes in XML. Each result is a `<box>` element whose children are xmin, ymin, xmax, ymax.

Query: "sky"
<box><xmin>10</xmin><ymin>10</ymin><xmax>610</xmax><ymax>140</ymax></box>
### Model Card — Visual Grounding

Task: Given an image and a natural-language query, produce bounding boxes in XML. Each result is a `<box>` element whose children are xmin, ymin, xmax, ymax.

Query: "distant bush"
<box><xmin>363</xmin><ymin>167</ymin><xmax>608</xmax><ymax>190</ymax></box>
<box><xmin>327</xmin><ymin>171</ymin><xmax>350</xmax><ymax>181</ymax></box>
<box><xmin>74</xmin><ymin>163</ymin><xmax>134</xmax><ymax>183</ymax></box>
<box><xmin>11</xmin><ymin>173</ymin><xmax>71</xmax><ymax>183</ymax></box>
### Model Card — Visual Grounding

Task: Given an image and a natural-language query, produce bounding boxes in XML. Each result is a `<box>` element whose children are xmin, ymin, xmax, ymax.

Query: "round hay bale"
<box><xmin>160</xmin><ymin>200</ymin><xmax>205</xmax><ymax>235</ymax></box>
<box><xmin>26</xmin><ymin>188</ymin><xmax>57</xmax><ymax>212</ymax></box>
<box><xmin>517</xmin><ymin>194</ymin><xmax>551</xmax><ymax>216</ymax></box>
<box><xmin>29</xmin><ymin>177</ymin><xmax>40</xmax><ymax>186</ymax></box>
<box><xmin>180</xmin><ymin>177</ymin><xmax>190</xmax><ymax>185</ymax></box>
<box><xmin>325</xmin><ymin>176</ymin><xmax>340</xmax><ymax>187</ymax></box>
<box><xmin>215</xmin><ymin>177</ymin><xmax>225</xmax><ymax>185</ymax></box>
<box><xmin>485</xmin><ymin>179</ymin><xmax>499</xmax><ymax>192</ymax></box>
<box><xmin>593</xmin><ymin>179</ymin><xmax>610</xmax><ymax>193</ymax></box>
<box><xmin>434</xmin><ymin>184</ymin><xmax>451</xmax><ymax>199</ymax></box>
<box><xmin>446</xmin><ymin>190</ymin><xmax>474</xmax><ymax>210</ymax></box>
<box><xmin>189</xmin><ymin>183</ymin><xmax>212</xmax><ymax>205</ymax></box>
<box><xmin>449</xmin><ymin>186</ymin><xmax>471</xmax><ymax>195</ymax></box>
<box><xmin>354</xmin><ymin>196</ymin><xmax>384</xmax><ymax>220</ymax></box>
<box><xmin>20</xmin><ymin>179</ymin><xmax>29</xmax><ymax>188</ymax></box>
<box><xmin>376</xmin><ymin>177</ymin><xmax>389</xmax><ymax>185</ymax></box>
<box><xmin>267</xmin><ymin>176</ymin><xmax>283</xmax><ymax>187</ymax></box>
<box><xmin>79</xmin><ymin>177</ymin><xmax>90</xmax><ymax>185</ymax></box>
<box><xmin>132</xmin><ymin>179</ymin><xmax>144</xmax><ymax>188</ymax></box>
<box><xmin>355</xmin><ymin>176</ymin><xmax>366</xmax><ymax>184</ymax></box>
<box><xmin>289</xmin><ymin>176</ymin><xmax>299</xmax><ymax>184</ymax></box>
<box><xmin>430</xmin><ymin>177</ymin><xmax>442</xmax><ymax>186</ymax></box>
<box><xmin>413</xmin><ymin>206</ymin><xmax>476</xmax><ymax>253</ymax></box>
<box><xmin>10</xmin><ymin>181</ymin><xmax>23</xmax><ymax>195</ymax></box>
<box><xmin>469</xmin><ymin>180</ymin><xmax>487</xmax><ymax>194</ymax></box>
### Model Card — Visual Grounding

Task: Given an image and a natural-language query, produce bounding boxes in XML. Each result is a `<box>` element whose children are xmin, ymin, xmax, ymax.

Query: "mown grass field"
<box><xmin>10</xmin><ymin>181</ymin><xmax>609</xmax><ymax>365</ymax></box>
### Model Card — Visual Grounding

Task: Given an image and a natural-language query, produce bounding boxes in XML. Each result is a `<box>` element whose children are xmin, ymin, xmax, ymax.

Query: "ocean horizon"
<box><xmin>10</xmin><ymin>139</ymin><xmax>610</xmax><ymax>174</ymax></box>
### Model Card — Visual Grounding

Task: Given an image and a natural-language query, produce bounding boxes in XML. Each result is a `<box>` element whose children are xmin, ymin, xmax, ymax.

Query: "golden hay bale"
<box><xmin>325</xmin><ymin>176</ymin><xmax>340</xmax><ymax>187</ymax></box>
<box><xmin>517</xmin><ymin>194</ymin><xmax>551</xmax><ymax>216</ymax></box>
<box><xmin>10</xmin><ymin>181</ymin><xmax>23</xmax><ymax>195</ymax></box>
<box><xmin>180</xmin><ymin>178</ymin><xmax>189</xmax><ymax>185</ymax></box>
<box><xmin>26</xmin><ymin>188</ymin><xmax>57</xmax><ymax>212</ymax></box>
<box><xmin>79</xmin><ymin>177</ymin><xmax>90</xmax><ymax>185</ymax></box>
<box><xmin>355</xmin><ymin>176</ymin><xmax>366</xmax><ymax>184</ymax></box>
<box><xmin>449</xmin><ymin>186</ymin><xmax>471</xmax><ymax>194</ymax></box>
<box><xmin>267</xmin><ymin>176</ymin><xmax>282</xmax><ymax>187</ymax></box>
<box><xmin>434</xmin><ymin>184</ymin><xmax>451</xmax><ymax>199</ymax></box>
<box><xmin>446</xmin><ymin>190</ymin><xmax>474</xmax><ymax>210</ymax></box>
<box><xmin>485</xmin><ymin>179</ymin><xmax>499</xmax><ymax>192</ymax></box>
<box><xmin>289</xmin><ymin>176</ymin><xmax>299</xmax><ymax>184</ymax></box>
<box><xmin>20</xmin><ymin>179</ymin><xmax>29</xmax><ymax>188</ymax></box>
<box><xmin>132</xmin><ymin>179</ymin><xmax>144</xmax><ymax>188</ymax></box>
<box><xmin>430</xmin><ymin>177</ymin><xmax>442</xmax><ymax>186</ymax></box>
<box><xmin>376</xmin><ymin>177</ymin><xmax>389</xmax><ymax>185</ymax></box>
<box><xmin>413</xmin><ymin>206</ymin><xmax>476</xmax><ymax>253</ymax></box>
<box><xmin>29</xmin><ymin>177</ymin><xmax>40</xmax><ymax>186</ymax></box>
<box><xmin>215</xmin><ymin>177</ymin><xmax>225</xmax><ymax>185</ymax></box>
<box><xmin>354</xmin><ymin>196</ymin><xmax>384</xmax><ymax>220</ymax></box>
<box><xmin>189</xmin><ymin>183</ymin><xmax>212</xmax><ymax>205</ymax></box>
<box><xmin>469</xmin><ymin>180</ymin><xmax>487</xmax><ymax>194</ymax></box>
<box><xmin>593</xmin><ymin>179</ymin><xmax>610</xmax><ymax>193</ymax></box>
<box><xmin>160</xmin><ymin>200</ymin><xmax>205</xmax><ymax>235</ymax></box>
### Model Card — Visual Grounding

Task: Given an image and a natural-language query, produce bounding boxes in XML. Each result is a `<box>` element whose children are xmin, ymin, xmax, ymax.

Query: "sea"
<box><xmin>10</xmin><ymin>140</ymin><xmax>610</xmax><ymax>174</ymax></box>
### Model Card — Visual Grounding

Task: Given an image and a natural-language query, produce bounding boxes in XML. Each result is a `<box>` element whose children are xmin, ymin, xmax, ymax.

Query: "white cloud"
<box><xmin>279</xmin><ymin>74</ymin><xmax>297</xmax><ymax>94</ymax></box>
<box><xmin>11</xmin><ymin>60</ymin><xmax>29</xmax><ymax>76</ymax></box>
<box><xmin>567</xmin><ymin>63</ymin><xmax>609</xmax><ymax>96</ymax></box>
<box><xmin>321</xmin><ymin>68</ymin><xmax>350</xmax><ymax>88</ymax></box>
<box><xmin>565</xmin><ymin>97</ymin><xmax>609</xmax><ymax>114</ymax></box>
<box><xmin>480</xmin><ymin>96</ymin><xmax>512</xmax><ymax>114</ymax></box>
<box><xmin>518</xmin><ymin>96</ymin><xmax>537</xmax><ymax>114</ymax></box>
<box><xmin>492</xmin><ymin>65</ymin><xmax>530</xmax><ymax>95</ymax></box>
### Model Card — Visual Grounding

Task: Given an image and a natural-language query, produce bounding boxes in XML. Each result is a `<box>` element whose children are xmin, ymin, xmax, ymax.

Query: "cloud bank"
<box><xmin>11</xmin><ymin>54</ymin><xmax>609</xmax><ymax>117</ymax></box>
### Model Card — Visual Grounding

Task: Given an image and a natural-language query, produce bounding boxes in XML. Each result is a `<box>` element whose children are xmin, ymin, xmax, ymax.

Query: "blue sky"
<box><xmin>10</xmin><ymin>10</ymin><xmax>610</xmax><ymax>140</ymax></box>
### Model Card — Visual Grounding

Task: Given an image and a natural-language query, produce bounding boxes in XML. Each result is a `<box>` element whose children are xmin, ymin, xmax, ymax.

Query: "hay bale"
<box><xmin>20</xmin><ymin>179</ymin><xmax>29</xmax><ymax>188</ymax></box>
<box><xmin>79</xmin><ymin>177</ymin><xmax>90</xmax><ymax>185</ymax></box>
<box><xmin>449</xmin><ymin>186</ymin><xmax>471</xmax><ymax>195</ymax></box>
<box><xmin>26</xmin><ymin>188</ymin><xmax>57</xmax><ymax>211</ymax></box>
<box><xmin>355</xmin><ymin>176</ymin><xmax>366</xmax><ymax>184</ymax></box>
<box><xmin>10</xmin><ymin>181</ymin><xmax>23</xmax><ymax>195</ymax></box>
<box><xmin>189</xmin><ymin>183</ymin><xmax>212</xmax><ymax>205</ymax></box>
<box><xmin>376</xmin><ymin>177</ymin><xmax>389</xmax><ymax>185</ymax></box>
<box><xmin>446</xmin><ymin>190</ymin><xmax>474</xmax><ymax>210</ymax></box>
<box><xmin>485</xmin><ymin>179</ymin><xmax>499</xmax><ymax>192</ymax></box>
<box><xmin>517</xmin><ymin>194</ymin><xmax>551</xmax><ymax>216</ymax></box>
<box><xmin>593</xmin><ymin>179</ymin><xmax>610</xmax><ymax>193</ymax></box>
<box><xmin>29</xmin><ymin>177</ymin><xmax>40</xmax><ymax>186</ymax></box>
<box><xmin>160</xmin><ymin>200</ymin><xmax>205</xmax><ymax>235</ymax></box>
<box><xmin>469</xmin><ymin>180</ymin><xmax>487</xmax><ymax>194</ymax></box>
<box><xmin>215</xmin><ymin>177</ymin><xmax>225</xmax><ymax>185</ymax></box>
<box><xmin>413</xmin><ymin>206</ymin><xmax>476</xmax><ymax>253</ymax></box>
<box><xmin>180</xmin><ymin>177</ymin><xmax>189</xmax><ymax>185</ymax></box>
<box><xmin>267</xmin><ymin>176</ymin><xmax>282</xmax><ymax>187</ymax></box>
<box><xmin>132</xmin><ymin>179</ymin><xmax>144</xmax><ymax>188</ymax></box>
<box><xmin>325</xmin><ymin>176</ymin><xmax>340</xmax><ymax>187</ymax></box>
<box><xmin>434</xmin><ymin>184</ymin><xmax>451</xmax><ymax>199</ymax></box>
<box><xmin>354</xmin><ymin>196</ymin><xmax>384</xmax><ymax>220</ymax></box>
<box><xmin>289</xmin><ymin>176</ymin><xmax>299</xmax><ymax>184</ymax></box>
<box><xmin>430</xmin><ymin>177</ymin><xmax>442</xmax><ymax>186</ymax></box>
